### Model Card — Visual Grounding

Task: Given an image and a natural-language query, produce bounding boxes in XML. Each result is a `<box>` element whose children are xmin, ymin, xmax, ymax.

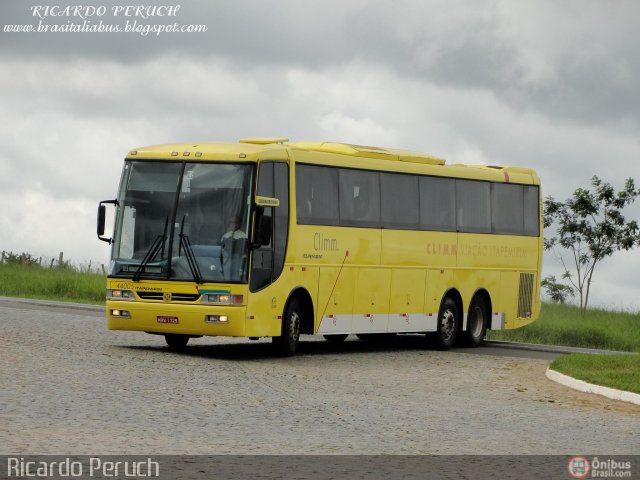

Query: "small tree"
<box><xmin>544</xmin><ymin>176</ymin><xmax>640</xmax><ymax>314</ymax></box>
<box><xmin>541</xmin><ymin>275</ymin><xmax>574</xmax><ymax>304</ymax></box>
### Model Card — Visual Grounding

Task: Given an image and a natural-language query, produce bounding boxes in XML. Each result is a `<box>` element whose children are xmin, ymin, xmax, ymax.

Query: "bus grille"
<box><xmin>137</xmin><ymin>292</ymin><xmax>201</xmax><ymax>302</ymax></box>
<box><xmin>517</xmin><ymin>273</ymin><xmax>534</xmax><ymax>318</ymax></box>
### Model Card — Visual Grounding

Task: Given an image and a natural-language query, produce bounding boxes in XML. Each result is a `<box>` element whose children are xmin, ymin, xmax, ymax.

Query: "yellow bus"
<box><xmin>97</xmin><ymin>138</ymin><xmax>542</xmax><ymax>355</ymax></box>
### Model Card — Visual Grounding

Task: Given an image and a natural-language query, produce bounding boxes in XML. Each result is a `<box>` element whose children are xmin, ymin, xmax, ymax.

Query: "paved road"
<box><xmin>1</xmin><ymin>300</ymin><xmax>638</xmax><ymax>454</ymax></box>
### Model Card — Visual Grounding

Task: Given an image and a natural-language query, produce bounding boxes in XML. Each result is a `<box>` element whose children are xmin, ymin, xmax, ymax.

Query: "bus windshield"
<box><xmin>109</xmin><ymin>161</ymin><xmax>254</xmax><ymax>283</ymax></box>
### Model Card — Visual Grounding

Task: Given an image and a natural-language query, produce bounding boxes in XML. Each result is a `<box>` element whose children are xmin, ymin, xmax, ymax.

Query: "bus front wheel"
<box><xmin>165</xmin><ymin>334</ymin><xmax>189</xmax><ymax>349</ymax></box>
<box><xmin>429</xmin><ymin>297</ymin><xmax>459</xmax><ymax>350</ymax></box>
<box><xmin>273</xmin><ymin>298</ymin><xmax>301</xmax><ymax>356</ymax></box>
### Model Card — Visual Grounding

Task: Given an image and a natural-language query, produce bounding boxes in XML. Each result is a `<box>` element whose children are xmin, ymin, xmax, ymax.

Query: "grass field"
<box><xmin>0</xmin><ymin>263</ymin><xmax>105</xmax><ymax>304</ymax></box>
<box><xmin>487</xmin><ymin>303</ymin><xmax>640</xmax><ymax>353</ymax></box>
<box><xmin>550</xmin><ymin>354</ymin><xmax>640</xmax><ymax>395</ymax></box>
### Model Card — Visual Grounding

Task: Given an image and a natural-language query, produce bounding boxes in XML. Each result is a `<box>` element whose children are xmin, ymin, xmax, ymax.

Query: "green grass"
<box><xmin>0</xmin><ymin>263</ymin><xmax>105</xmax><ymax>305</ymax></box>
<box><xmin>487</xmin><ymin>303</ymin><xmax>640</xmax><ymax>353</ymax></box>
<box><xmin>488</xmin><ymin>303</ymin><xmax>640</xmax><ymax>395</ymax></box>
<box><xmin>550</xmin><ymin>354</ymin><xmax>640</xmax><ymax>395</ymax></box>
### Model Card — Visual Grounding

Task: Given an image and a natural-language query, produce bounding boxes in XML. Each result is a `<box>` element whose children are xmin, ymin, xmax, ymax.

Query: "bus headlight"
<box><xmin>111</xmin><ymin>309</ymin><xmax>131</xmax><ymax>317</ymax></box>
<box><xmin>202</xmin><ymin>294</ymin><xmax>243</xmax><ymax>305</ymax></box>
<box><xmin>107</xmin><ymin>289</ymin><xmax>135</xmax><ymax>300</ymax></box>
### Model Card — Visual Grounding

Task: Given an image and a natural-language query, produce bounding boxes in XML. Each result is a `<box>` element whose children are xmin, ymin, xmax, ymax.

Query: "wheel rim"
<box><xmin>469</xmin><ymin>306</ymin><xmax>484</xmax><ymax>338</ymax></box>
<box><xmin>289</xmin><ymin>311</ymin><xmax>300</xmax><ymax>345</ymax></box>
<box><xmin>440</xmin><ymin>308</ymin><xmax>456</xmax><ymax>341</ymax></box>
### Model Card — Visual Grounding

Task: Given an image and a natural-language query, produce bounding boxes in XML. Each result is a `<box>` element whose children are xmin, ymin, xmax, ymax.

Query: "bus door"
<box><xmin>249</xmin><ymin>161</ymin><xmax>290</xmax><ymax>292</ymax></box>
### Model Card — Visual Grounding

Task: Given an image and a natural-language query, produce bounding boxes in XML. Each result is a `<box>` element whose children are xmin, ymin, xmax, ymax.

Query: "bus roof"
<box><xmin>126</xmin><ymin>140</ymin><xmax>288</xmax><ymax>162</ymax></box>
<box><xmin>126</xmin><ymin>138</ymin><xmax>539</xmax><ymax>185</ymax></box>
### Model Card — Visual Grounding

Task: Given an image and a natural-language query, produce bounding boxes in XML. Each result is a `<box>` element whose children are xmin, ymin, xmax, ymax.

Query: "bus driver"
<box><xmin>220</xmin><ymin>216</ymin><xmax>247</xmax><ymax>280</ymax></box>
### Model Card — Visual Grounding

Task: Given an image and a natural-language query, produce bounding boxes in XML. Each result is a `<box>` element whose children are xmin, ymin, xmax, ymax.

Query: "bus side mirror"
<box><xmin>252</xmin><ymin>207</ymin><xmax>273</xmax><ymax>247</ymax></box>
<box><xmin>97</xmin><ymin>199</ymin><xmax>118</xmax><ymax>244</ymax></box>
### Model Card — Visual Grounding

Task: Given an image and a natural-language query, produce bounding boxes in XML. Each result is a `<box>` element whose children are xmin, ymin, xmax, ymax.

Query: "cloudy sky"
<box><xmin>1</xmin><ymin>0</ymin><xmax>638</xmax><ymax>310</ymax></box>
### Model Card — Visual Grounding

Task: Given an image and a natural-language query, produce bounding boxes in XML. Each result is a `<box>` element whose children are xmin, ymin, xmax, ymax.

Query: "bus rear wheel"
<box><xmin>273</xmin><ymin>298</ymin><xmax>301</xmax><ymax>356</ymax></box>
<box><xmin>165</xmin><ymin>334</ymin><xmax>189</xmax><ymax>349</ymax></box>
<box><xmin>462</xmin><ymin>296</ymin><xmax>487</xmax><ymax>347</ymax></box>
<box><xmin>429</xmin><ymin>297</ymin><xmax>459</xmax><ymax>350</ymax></box>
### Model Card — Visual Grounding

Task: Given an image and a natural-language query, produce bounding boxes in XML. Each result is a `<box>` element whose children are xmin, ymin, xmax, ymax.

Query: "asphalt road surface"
<box><xmin>1</xmin><ymin>298</ymin><xmax>638</xmax><ymax>455</ymax></box>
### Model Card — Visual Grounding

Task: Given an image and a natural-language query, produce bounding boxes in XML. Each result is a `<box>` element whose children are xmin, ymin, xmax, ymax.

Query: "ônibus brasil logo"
<box><xmin>568</xmin><ymin>456</ymin><xmax>591</xmax><ymax>479</ymax></box>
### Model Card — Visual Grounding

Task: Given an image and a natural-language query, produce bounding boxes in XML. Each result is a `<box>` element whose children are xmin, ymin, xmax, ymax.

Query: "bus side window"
<box><xmin>295</xmin><ymin>165</ymin><xmax>339</xmax><ymax>226</ymax></box>
<box><xmin>339</xmin><ymin>169</ymin><xmax>380</xmax><ymax>228</ymax></box>
<box><xmin>456</xmin><ymin>179</ymin><xmax>490</xmax><ymax>233</ymax></box>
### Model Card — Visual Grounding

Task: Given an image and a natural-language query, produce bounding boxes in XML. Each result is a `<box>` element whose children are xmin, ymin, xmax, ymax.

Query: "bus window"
<box><xmin>381</xmin><ymin>172</ymin><xmax>419</xmax><ymax>229</ymax></box>
<box><xmin>295</xmin><ymin>164</ymin><xmax>339</xmax><ymax>225</ymax></box>
<box><xmin>456</xmin><ymin>179</ymin><xmax>491</xmax><ymax>233</ymax></box>
<box><xmin>523</xmin><ymin>185</ymin><xmax>540</xmax><ymax>236</ymax></box>
<box><xmin>339</xmin><ymin>169</ymin><xmax>380</xmax><ymax>228</ymax></box>
<box><xmin>419</xmin><ymin>176</ymin><xmax>456</xmax><ymax>231</ymax></box>
<box><xmin>491</xmin><ymin>183</ymin><xmax>524</xmax><ymax>235</ymax></box>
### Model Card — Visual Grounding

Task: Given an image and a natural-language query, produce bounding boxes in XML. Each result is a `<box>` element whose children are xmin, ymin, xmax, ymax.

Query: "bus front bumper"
<box><xmin>106</xmin><ymin>301</ymin><xmax>248</xmax><ymax>337</ymax></box>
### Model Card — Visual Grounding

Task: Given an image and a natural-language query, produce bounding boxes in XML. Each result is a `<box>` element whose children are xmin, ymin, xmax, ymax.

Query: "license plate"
<box><xmin>157</xmin><ymin>316</ymin><xmax>179</xmax><ymax>324</ymax></box>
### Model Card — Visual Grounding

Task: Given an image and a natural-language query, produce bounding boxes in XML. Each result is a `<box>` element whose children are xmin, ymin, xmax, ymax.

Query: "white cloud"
<box><xmin>0</xmin><ymin>189</ymin><xmax>110</xmax><ymax>266</ymax></box>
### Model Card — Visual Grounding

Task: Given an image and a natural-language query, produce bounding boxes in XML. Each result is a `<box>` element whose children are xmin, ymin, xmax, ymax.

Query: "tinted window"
<box><xmin>339</xmin><ymin>169</ymin><xmax>380</xmax><ymax>227</ymax></box>
<box><xmin>257</xmin><ymin>162</ymin><xmax>274</xmax><ymax>197</ymax></box>
<box><xmin>419</xmin><ymin>176</ymin><xmax>456</xmax><ymax>231</ymax></box>
<box><xmin>296</xmin><ymin>165</ymin><xmax>339</xmax><ymax>225</ymax></box>
<box><xmin>273</xmin><ymin>162</ymin><xmax>289</xmax><ymax>276</ymax></box>
<box><xmin>523</xmin><ymin>185</ymin><xmax>540</xmax><ymax>236</ymax></box>
<box><xmin>492</xmin><ymin>183</ymin><xmax>524</xmax><ymax>234</ymax></box>
<box><xmin>296</xmin><ymin>163</ymin><xmax>539</xmax><ymax>236</ymax></box>
<box><xmin>381</xmin><ymin>173</ymin><xmax>419</xmax><ymax>228</ymax></box>
<box><xmin>456</xmin><ymin>180</ymin><xmax>490</xmax><ymax>233</ymax></box>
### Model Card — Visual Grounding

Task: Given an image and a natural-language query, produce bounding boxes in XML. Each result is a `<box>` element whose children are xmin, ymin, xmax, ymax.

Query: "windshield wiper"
<box><xmin>132</xmin><ymin>217</ymin><xmax>168</xmax><ymax>282</ymax></box>
<box><xmin>178</xmin><ymin>216</ymin><xmax>203</xmax><ymax>284</ymax></box>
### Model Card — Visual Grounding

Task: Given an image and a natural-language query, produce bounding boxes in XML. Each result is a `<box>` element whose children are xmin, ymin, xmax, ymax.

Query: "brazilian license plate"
<box><xmin>157</xmin><ymin>316</ymin><xmax>179</xmax><ymax>324</ymax></box>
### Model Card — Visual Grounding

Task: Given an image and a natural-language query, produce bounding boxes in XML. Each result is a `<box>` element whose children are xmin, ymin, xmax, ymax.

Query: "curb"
<box><xmin>545</xmin><ymin>368</ymin><xmax>640</xmax><ymax>406</ymax></box>
<box><xmin>0</xmin><ymin>296</ymin><xmax>104</xmax><ymax>313</ymax></box>
<box><xmin>484</xmin><ymin>340</ymin><xmax>634</xmax><ymax>356</ymax></box>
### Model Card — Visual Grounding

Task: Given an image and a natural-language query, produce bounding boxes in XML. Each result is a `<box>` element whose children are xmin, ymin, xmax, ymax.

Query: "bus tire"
<box><xmin>165</xmin><ymin>334</ymin><xmax>189</xmax><ymax>349</ymax></box>
<box><xmin>273</xmin><ymin>298</ymin><xmax>301</xmax><ymax>356</ymax></box>
<box><xmin>430</xmin><ymin>297</ymin><xmax>459</xmax><ymax>350</ymax></box>
<box><xmin>323</xmin><ymin>334</ymin><xmax>348</xmax><ymax>342</ymax></box>
<box><xmin>462</xmin><ymin>296</ymin><xmax>487</xmax><ymax>347</ymax></box>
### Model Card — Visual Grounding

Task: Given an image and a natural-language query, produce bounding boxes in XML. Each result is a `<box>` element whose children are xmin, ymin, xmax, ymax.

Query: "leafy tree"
<box><xmin>544</xmin><ymin>176</ymin><xmax>640</xmax><ymax>314</ymax></box>
<box><xmin>541</xmin><ymin>275</ymin><xmax>574</xmax><ymax>304</ymax></box>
